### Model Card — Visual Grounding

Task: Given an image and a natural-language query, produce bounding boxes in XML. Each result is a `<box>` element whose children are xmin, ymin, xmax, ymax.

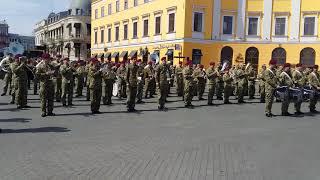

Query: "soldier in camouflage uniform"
<box><xmin>117</xmin><ymin>62</ymin><xmax>127</xmax><ymax>99</ymax></box>
<box><xmin>144</xmin><ymin>61</ymin><xmax>155</xmax><ymax>98</ymax></box>
<box><xmin>275</xmin><ymin>65</ymin><xmax>284</xmax><ymax>102</ymax></box>
<box><xmin>88</xmin><ymin>58</ymin><xmax>103</xmax><ymax>114</ymax></box>
<box><xmin>85</xmin><ymin>60</ymin><xmax>91</xmax><ymax>101</ymax></box>
<box><xmin>215</xmin><ymin>63</ymin><xmax>224</xmax><ymax>100</ymax></box>
<box><xmin>183</xmin><ymin>61</ymin><xmax>195</xmax><ymax>108</ymax></box>
<box><xmin>265</xmin><ymin>60</ymin><xmax>278</xmax><ymax>117</ymax></box>
<box><xmin>247</xmin><ymin>65</ymin><xmax>256</xmax><ymax>99</ymax></box>
<box><xmin>175</xmin><ymin>61</ymin><xmax>184</xmax><ymax>97</ymax></box>
<box><xmin>51</xmin><ymin>56</ymin><xmax>62</xmax><ymax>102</ymax></box>
<box><xmin>223</xmin><ymin>66</ymin><xmax>233</xmax><ymax>104</ymax></box>
<box><xmin>258</xmin><ymin>65</ymin><xmax>266</xmax><ymax>103</ymax></box>
<box><xmin>11</xmin><ymin>56</ymin><xmax>29</xmax><ymax>109</ymax></box>
<box><xmin>235</xmin><ymin>64</ymin><xmax>247</xmax><ymax>103</ymax></box>
<box><xmin>278</xmin><ymin>63</ymin><xmax>294</xmax><ymax>116</ymax></box>
<box><xmin>292</xmin><ymin>63</ymin><xmax>306</xmax><ymax>115</ymax></box>
<box><xmin>126</xmin><ymin>58</ymin><xmax>139</xmax><ymax>112</ymax></box>
<box><xmin>156</xmin><ymin>58</ymin><xmax>170</xmax><ymax>110</ymax></box>
<box><xmin>194</xmin><ymin>64</ymin><xmax>206</xmax><ymax>100</ymax></box>
<box><xmin>308</xmin><ymin>65</ymin><xmax>320</xmax><ymax>113</ymax></box>
<box><xmin>1</xmin><ymin>54</ymin><xmax>13</xmax><ymax>96</ymax></box>
<box><xmin>36</xmin><ymin>54</ymin><xmax>55</xmax><ymax>117</ymax></box>
<box><xmin>102</xmin><ymin>63</ymin><xmax>117</xmax><ymax>105</ymax></box>
<box><xmin>206</xmin><ymin>62</ymin><xmax>218</xmax><ymax>105</ymax></box>
<box><xmin>136</xmin><ymin>59</ymin><xmax>145</xmax><ymax>104</ymax></box>
<box><xmin>60</xmin><ymin>58</ymin><xmax>75</xmax><ymax>106</ymax></box>
<box><xmin>75</xmin><ymin>61</ymin><xmax>85</xmax><ymax>97</ymax></box>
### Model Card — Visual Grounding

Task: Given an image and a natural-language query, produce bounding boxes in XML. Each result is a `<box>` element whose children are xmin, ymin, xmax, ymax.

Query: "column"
<box><xmin>262</xmin><ymin>0</ymin><xmax>273</xmax><ymax>40</ymax></box>
<box><xmin>236</xmin><ymin>0</ymin><xmax>247</xmax><ymax>39</ymax></box>
<box><xmin>212</xmin><ymin>0</ymin><xmax>221</xmax><ymax>40</ymax></box>
<box><xmin>290</xmin><ymin>0</ymin><xmax>301</xmax><ymax>41</ymax></box>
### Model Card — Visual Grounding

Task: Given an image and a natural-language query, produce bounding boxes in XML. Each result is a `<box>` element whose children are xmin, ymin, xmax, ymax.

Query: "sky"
<box><xmin>0</xmin><ymin>0</ymin><xmax>71</xmax><ymax>36</ymax></box>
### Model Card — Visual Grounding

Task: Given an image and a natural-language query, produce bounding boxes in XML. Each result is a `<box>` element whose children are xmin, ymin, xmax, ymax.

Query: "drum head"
<box><xmin>112</xmin><ymin>82</ymin><xmax>119</xmax><ymax>96</ymax></box>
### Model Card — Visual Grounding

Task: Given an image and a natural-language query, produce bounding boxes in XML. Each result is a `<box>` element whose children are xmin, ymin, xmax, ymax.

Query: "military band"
<box><xmin>1</xmin><ymin>53</ymin><xmax>320</xmax><ymax>119</ymax></box>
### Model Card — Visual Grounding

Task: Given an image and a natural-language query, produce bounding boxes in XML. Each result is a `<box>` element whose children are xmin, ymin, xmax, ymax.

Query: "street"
<box><xmin>0</xmin><ymin>82</ymin><xmax>320</xmax><ymax>180</ymax></box>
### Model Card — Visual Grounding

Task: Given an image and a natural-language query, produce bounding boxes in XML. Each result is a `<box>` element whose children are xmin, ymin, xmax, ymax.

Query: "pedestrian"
<box><xmin>258</xmin><ymin>65</ymin><xmax>266</xmax><ymax>103</ymax></box>
<box><xmin>102</xmin><ymin>63</ymin><xmax>116</xmax><ymax>105</ymax></box>
<box><xmin>247</xmin><ymin>65</ymin><xmax>256</xmax><ymax>99</ymax></box>
<box><xmin>194</xmin><ymin>64</ymin><xmax>206</xmax><ymax>100</ymax></box>
<box><xmin>136</xmin><ymin>59</ymin><xmax>145</xmax><ymax>104</ymax></box>
<box><xmin>144</xmin><ymin>61</ymin><xmax>155</xmax><ymax>98</ymax></box>
<box><xmin>223</xmin><ymin>66</ymin><xmax>233</xmax><ymax>104</ymax></box>
<box><xmin>117</xmin><ymin>62</ymin><xmax>127</xmax><ymax>99</ymax></box>
<box><xmin>206</xmin><ymin>62</ymin><xmax>218</xmax><ymax>105</ymax></box>
<box><xmin>36</xmin><ymin>53</ymin><xmax>55</xmax><ymax>117</ymax></box>
<box><xmin>265</xmin><ymin>60</ymin><xmax>278</xmax><ymax>117</ymax></box>
<box><xmin>292</xmin><ymin>63</ymin><xmax>306</xmax><ymax>115</ymax></box>
<box><xmin>175</xmin><ymin>61</ymin><xmax>184</xmax><ymax>97</ymax></box>
<box><xmin>75</xmin><ymin>60</ymin><xmax>86</xmax><ymax>97</ymax></box>
<box><xmin>0</xmin><ymin>53</ymin><xmax>13</xmax><ymax>96</ymax></box>
<box><xmin>126</xmin><ymin>58</ymin><xmax>139</xmax><ymax>112</ymax></box>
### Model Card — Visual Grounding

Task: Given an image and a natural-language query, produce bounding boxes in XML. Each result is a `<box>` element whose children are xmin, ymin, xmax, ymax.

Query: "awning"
<box><xmin>74</xmin><ymin>23</ymin><xmax>81</xmax><ymax>28</ymax></box>
<box><xmin>97</xmin><ymin>53</ymin><xmax>104</xmax><ymax>58</ymax></box>
<box><xmin>119</xmin><ymin>51</ymin><xmax>128</xmax><ymax>58</ymax></box>
<box><xmin>128</xmin><ymin>50</ymin><xmax>138</xmax><ymax>58</ymax></box>
<box><xmin>64</xmin><ymin>43</ymin><xmax>71</xmax><ymax>48</ymax></box>
<box><xmin>111</xmin><ymin>52</ymin><xmax>119</xmax><ymax>58</ymax></box>
<box><xmin>104</xmin><ymin>52</ymin><xmax>111</xmax><ymax>59</ymax></box>
<box><xmin>165</xmin><ymin>49</ymin><xmax>174</xmax><ymax>56</ymax></box>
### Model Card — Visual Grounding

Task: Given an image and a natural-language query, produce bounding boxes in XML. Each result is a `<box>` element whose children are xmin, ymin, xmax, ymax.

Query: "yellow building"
<box><xmin>91</xmin><ymin>0</ymin><xmax>320</xmax><ymax>69</ymax></box>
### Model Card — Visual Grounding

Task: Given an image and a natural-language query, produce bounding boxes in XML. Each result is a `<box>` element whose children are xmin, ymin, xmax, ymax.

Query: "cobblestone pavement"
<box><xmin>1</xmin><ymin>82</ymin><xmax>320</xmax><ymax>180</ymax></box>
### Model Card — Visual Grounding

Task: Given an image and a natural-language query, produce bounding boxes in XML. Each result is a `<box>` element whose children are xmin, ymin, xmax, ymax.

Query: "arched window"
<box><xmin>300</xmin><ymin>47</ymin><xmax>316</xmax><ymax>66</ymax></box>
<box><xmin>272</xmin><ymin>47</ymin><xmax>286</xmax><ymax>65</ymax></box>
<box><xmin>245</xmin><ymin>47</ymin><xmax>259</xmax><ymax>70</ymax></box>
<box><xmin>220</xmin><ymin>46</ymin><xmax>233</xmax><ymax>65</ymax></box>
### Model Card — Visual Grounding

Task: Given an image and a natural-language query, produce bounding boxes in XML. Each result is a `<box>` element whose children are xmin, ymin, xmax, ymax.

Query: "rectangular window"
<box><xmin>115</xmin><ymin>26</ymin><xmax>119</xmax><ymax>41</ymax></box>
<box><xmin>168</xmin><ymin>13</ymin><xmax>175</xmax><ymax>33</ymax></box>
<box><xmin>193</xmin><ymin>12</ymin><xmax>203</xmax><ymax>32</ymax></box>
<box><xmin>94</xmin><ymin>31</ymin><xmax>97</xmax><ymax>44</ymax></box>
<box><xmin>304</xmin><ymin>17</ymin><xmax>315</xmax><ymax>36</ymax></box>
<box><xmin>124</xmin><ymin>0</ymin><xmax>128</xmax><ymax>9</ymax></box>
<box><xmin>143</xmin><ymin>19</ymin><xmax>149</xmax><ymax>37</ymax></box>
<box><xmin>101</xmin><ymin>6</ymin><xmax>105</xmax><ymax>17</ymax></box>
<box><xmin>87</xmin><ymin>24</ymin><xmax>91</xmax><ymax>36</ymax></box>
<box><xmin>134</xmin><ymin>0</ymin><xmax>138</xmax><ymax>6</ymax></box>
<box><xmin>124</xmin><ymin>24</ymin><xmax>128</xmax><ymax>39</ymax></box>
<box><xmin>95</xmin><ymin>9</ymin><xmax>98</xmax><ymax>19</ymax></box>
<box><xmin>108</xmin><ymin>28</ymin><xmax>111</xmax><ymax>42</ymax></box>
<box><xmin>101</xmin><ymin>29</ymin><xmax>104</xmax><ymax>43</ymax></box>
<box><xmin>108</xmin><ymin>4</ymin><xmax>112</xmax><ymax>15</ymax></box>
<box><xmin>155</xmin><ymin>16</ymin><xmax>161</xmax><ymax>34</ymax></box>
<box><xmin>116</xmin><ymin>1</ymin><xmax>120</xmax><ymax>12</ymax></box>
<box><xmin>223</xmin><ymin>16</ymin><xmax>233</xmax><ymax>35</ymax></box>
<box><xmin>275</xmin><ymin>17</ymin><xmax>286</xmax><ymax>36</ymax></box>
<box><xmin>248</xmin><ymin>17</ymin><xmax>258</xmax><ymax>35</ymax></box>
<box><xmin>133</xmin><ymin>22</ymin><xmax>138</xmax><ymax>38</ymax></box>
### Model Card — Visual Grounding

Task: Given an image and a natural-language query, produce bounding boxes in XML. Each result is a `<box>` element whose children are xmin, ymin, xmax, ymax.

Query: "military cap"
<box><xmin>269</xmin><ymin>59</ymin><xmax>277</xmax><ymax>65</ymax></box>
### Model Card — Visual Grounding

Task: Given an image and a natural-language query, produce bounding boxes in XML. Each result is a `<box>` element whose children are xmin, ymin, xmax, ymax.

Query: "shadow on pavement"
<box><xmin>1</xmin><ymin>127</ymin><xmax>70</xmax><ymax>134</ymax></box>
<box><xmin>0</xmin><ymin>108</ymin><xmax>20</xmax><ymax>112</ymax></box>
<box><xmin>0</xmin><ymin>118</ymin><xmax>31</xmax><ymax>123</ymax></box>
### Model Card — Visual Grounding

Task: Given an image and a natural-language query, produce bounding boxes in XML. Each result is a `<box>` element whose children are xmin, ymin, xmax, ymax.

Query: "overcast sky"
<box><xmin>0</xmin><ymin>0</ymin><xmax>71</xmax><ymax>36</ymax></box>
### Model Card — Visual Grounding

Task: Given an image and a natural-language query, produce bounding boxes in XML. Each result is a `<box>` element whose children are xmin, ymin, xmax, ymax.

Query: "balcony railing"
<box><xmin>66</xmin><ymin>34</ymin><xmax>90</xmax><ymax>42</ymax></box>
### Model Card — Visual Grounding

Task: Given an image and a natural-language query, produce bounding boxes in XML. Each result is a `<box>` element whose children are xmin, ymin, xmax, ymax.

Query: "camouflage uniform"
<box><xmin>60</xmin><ymin>64</ymin><xmax>75</xmax><ymax>106</ymax></box>
<box><xmin>85</xmin><ymin>62</ymin><xmax>91</xmax><ymax>101</ymax></box>
<box><xmin>264</xmin><ymin>68</ymin><xmax>278</xmax><ymax>115</ymax></box>
<box><xmin>193</xmin><ymin>67</ymin><xmax>206</xmax><ymax>100</ymax></box>
<box><xmin>235</xmin><ymin>67</ymin><xmax>246</xmax><ymax>103</ymax></box>
<box><xmin>206</xmin><ymin>66</ymin><xmax>217</xmax><ymax>105</ymax></box>
<box><xmin>258</xmin><ymin>69</ymin><xmax>266</xmax><ymax>103</ymax></box>
<box><xmin>75</xmin><ymin>65</ymin><xmax>85</xmax><ymax>97</ymax></box>
<box><xmin>279</xmin><ymin>71</ymin><xmax>294</xmax><ymax>114</ymax></box>
<box><xmin>136</xmin><ymin>64</ymin><xmax>145</xmax><ymax>103</ymax></box>
<box><xmin>223</xmin><ymin>71</ymin><xmax>233</xmax><ymax>104</ymax></box>
<box><xmin>88</xmin><ymin>64</ymin><xmax>103</xmax><ymax>113</ymax></box>
<box><xmin>292</xmin><ymin>69</ymin><xmax>306</xmax><ymax>113</ymax></box>
<box><xmin>126</xmin><ymin>63</ymin><xmax>139</xmax><ymax>111</ymax></box>
<box><xmin>11</xmin><ymin>61</ymin><xmax>28</xmax><ymax>108</ymax></box>
<box><xmin>247</xmin><ymin>67</ymin><xmax>256</xmax><ymax>99</ymax></box>
<box><xmin>183</xmin><ymin>66</ymin><xmax>194</xmax><ymax>107</ymax></box>
<box><xmin>215</xmin><ymin>66</ymin><xmax>224</xmax><ymax>100</ymax></box>
<box><xmin>156</xmin><ymin>63</ymin><xmax>170</xmax><ymax>109</ymax></box>
<box><xmin>102</xmin><ymin>66</ymin><xmax>116</xmax><ymax>105</ymax></box>
<box><xmin>1</xmin><ymin>57</ymin><xmax>13</xmax><ymax>96</ymax></box>
<box><xmin>36</xmin><ymin>63</ymin><xmax>55</xmax><ymax>116</ymax></box>
<box><xmin>117</xmin><ymin>65</ymin><xmax>127</xmax><ymax>98</ymax></box>
<box><xmin>144</xmin><ymin>64</ymin><xmax>155</xmax><ymax>98</ymax></box>
<box><xmin>51</xmin><ymin>60</ymin><xmax>62</xmax><ymax>102</ymax></box>
<box><xmin>308</xmin><ymin>71</ymin><xmax>320</xmax><ymax>112</ymax></box>
<box><xmin>175</xmin><ymin>65</ymin><xmax>184</xmax><ymax>97</ymax></box>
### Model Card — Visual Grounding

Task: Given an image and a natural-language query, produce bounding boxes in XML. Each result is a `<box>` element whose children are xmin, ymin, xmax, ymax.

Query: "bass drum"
<box><xmin>113</xmin><ymin>82</ymin><xmax>119</xmax><ymax>97</ymax></box>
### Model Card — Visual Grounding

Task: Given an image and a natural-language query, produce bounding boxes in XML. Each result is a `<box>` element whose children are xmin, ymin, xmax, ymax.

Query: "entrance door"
<box><xmin>245</xmin><ymin>47</ymin><xmax>259</xmax><ymax>71</ymax></box>
<box><xmin>220</xmin><ymin>46</ymin><xmax>233</xmax><ymax>65</ymax></box>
